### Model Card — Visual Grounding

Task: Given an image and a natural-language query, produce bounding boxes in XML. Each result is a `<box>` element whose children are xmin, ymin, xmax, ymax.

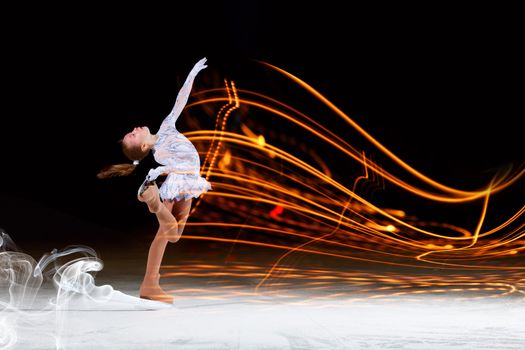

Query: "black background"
<box><xmin>1</xmin><ymin>2</ymin><xmax>523</xmax><ymax>248</ymax></box>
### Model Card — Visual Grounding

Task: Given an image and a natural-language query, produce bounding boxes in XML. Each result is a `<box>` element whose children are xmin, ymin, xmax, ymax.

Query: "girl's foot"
<box><xmin>138</xmin><ymin>184</ymin><xmax>163</xmax><ymax>213</ymax></box>
<box><xmin>139</xmin><ymin>285</ymin><xmax>174</xmax><ymax>303</ymax></box>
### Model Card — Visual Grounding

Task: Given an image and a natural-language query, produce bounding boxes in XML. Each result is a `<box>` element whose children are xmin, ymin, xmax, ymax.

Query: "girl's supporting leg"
<box><xmin>137</xmin><ymin>188</ymin><xmax>194</xmax><ymax>302</ymax></box>
<box><xmin>139</xmin><ymin>231</ymin><xmax>172</xmax><ymax>302</ymax></box>
<box><xmin>166</xmin><ymin>197</ymin><xmax>193</xmax><ymax>242</ymax></box>
<box><xmin>138</xmin><ymin>185</ymin><xmax>178</xmax><ymax>302</ymax></box>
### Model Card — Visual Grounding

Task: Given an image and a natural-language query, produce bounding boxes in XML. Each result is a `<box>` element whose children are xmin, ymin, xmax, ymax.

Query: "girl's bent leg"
<box><xmin>139</xmin><ymin>185</ymin><xmax>179</xmax><ymax>240</ymax></box>
<box><xmin>171</xmin><ymin>197</ymin><xmax>193</xmax><ymax>240</ymax></box>
<box><xmin>138</xmin><ymin>187</ymin><xmax>178</xmax><ymax>303</ymax></box>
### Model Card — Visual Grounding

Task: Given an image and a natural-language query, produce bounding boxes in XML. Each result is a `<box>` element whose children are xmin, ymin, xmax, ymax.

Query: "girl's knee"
<box><xmin>159</xmin><ymin>222</ymin><xmax>180</xmax><ymax>243</ymax></box>
<box><xmin>168</xmin><ymin>236</ymin><xmax>180</xmax><ymax>243</ymax></box>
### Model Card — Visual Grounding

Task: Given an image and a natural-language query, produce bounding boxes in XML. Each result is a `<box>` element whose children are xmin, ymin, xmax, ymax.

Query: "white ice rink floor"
<box><xmin>2</xmin><ymin>239</ymin><xmax>524</xmax><ymax>349</ymax></box>
<box><xmin>4</xmin><ymin>284</ymin><xmax>525</xmax><ymax>350</ymax></box>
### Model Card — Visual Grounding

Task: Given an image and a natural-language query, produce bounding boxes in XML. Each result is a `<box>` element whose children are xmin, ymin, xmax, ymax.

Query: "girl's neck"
<box><xmin>145</xmin><ymin>134</ymin><xmax>159</xmax><ymax>148</ymax></box>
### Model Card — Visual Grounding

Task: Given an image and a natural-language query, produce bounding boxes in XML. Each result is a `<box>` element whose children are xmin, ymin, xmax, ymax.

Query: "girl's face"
<box><xmin>122</xmin><ymin>126</ymin><xmax>150</xmax><ymax>150</ymax></box>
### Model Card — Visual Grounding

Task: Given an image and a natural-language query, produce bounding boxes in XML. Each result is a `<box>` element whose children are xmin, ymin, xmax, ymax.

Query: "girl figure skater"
<box><xmin>97</xmin><ymin>57</ymin><xmax>212</xmax><ymax>303</ymax></box>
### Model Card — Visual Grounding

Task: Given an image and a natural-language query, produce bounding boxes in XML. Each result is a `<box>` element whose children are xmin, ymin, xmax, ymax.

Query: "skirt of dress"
<box><xmin>159</xmin><ymin>173</ymin><xmax>213</xmax><ymax>201</ymax></box>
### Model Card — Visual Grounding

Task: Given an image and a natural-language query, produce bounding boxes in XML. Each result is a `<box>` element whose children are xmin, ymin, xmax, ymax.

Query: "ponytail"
<box><xmin>97</xmin><ymin>163</ymin><xmax>138</xmax><ymax>179</ymax></box>
<box><xmin>98</xmin><ymin>137</ymin><xmax>146</xmax><ymax>179</ymax></box>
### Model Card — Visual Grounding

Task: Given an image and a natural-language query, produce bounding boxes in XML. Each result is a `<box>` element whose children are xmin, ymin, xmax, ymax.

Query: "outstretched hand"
<box><xmin>190</xmin><ymin>57</ymin><xmax>207</xmax><ymax>76</ymax></box>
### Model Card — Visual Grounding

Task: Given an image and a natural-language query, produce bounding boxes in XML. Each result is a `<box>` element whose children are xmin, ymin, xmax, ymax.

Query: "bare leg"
<box><xmin>139</xmin><ymin>232</ymin><xmax>173</xmax><ymax>302</ymax></box>
<box><xmin>137</xmin><ymin>186</ymin><xmax>195</xmax><ymax>303</ymax></box>
<box><xmin>137</xmin><ymin>185</ymin><xmax>178</xmax><ymax>303</ymax></box>
<box><xmin>167</xmin><ymin>197</ymin><xmax>193</xmax><ymax>242</ymax></box>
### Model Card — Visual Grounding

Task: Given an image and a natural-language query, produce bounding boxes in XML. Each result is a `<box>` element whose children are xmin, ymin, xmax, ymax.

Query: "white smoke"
<box><xmin>0</xmin><ymin>229</ymin><xmax>171</xmax><ymax>350</ymax></box>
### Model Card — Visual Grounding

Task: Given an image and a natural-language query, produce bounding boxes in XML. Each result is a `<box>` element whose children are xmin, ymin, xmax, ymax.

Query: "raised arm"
<box><xmin>158</xmin><ymin>57</ymin><xmax>208</xmax><ymax>133</ymax></box>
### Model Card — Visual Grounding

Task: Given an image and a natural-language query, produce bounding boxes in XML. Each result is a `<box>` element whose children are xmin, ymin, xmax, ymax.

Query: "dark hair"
<box><xmin>96</xmin><ymin>163</ymin><xmax>137</xmax><ymax>179</ymax></box>
<box><xmin>96</xmin><ymin>139</ymin><xmax>147</xmax><ymax>179</ymax></box>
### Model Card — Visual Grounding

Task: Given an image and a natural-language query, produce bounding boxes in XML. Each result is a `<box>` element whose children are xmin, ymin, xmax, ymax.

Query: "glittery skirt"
<box><xmin>159</xmin><ymin>173</ymin><xmax>213</xmax><ymax>201</ymax></box>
